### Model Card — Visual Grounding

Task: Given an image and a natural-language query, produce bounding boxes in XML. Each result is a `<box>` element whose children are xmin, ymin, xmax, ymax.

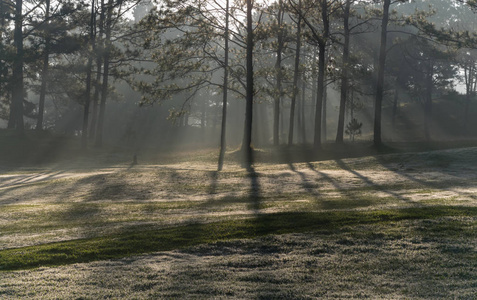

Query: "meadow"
<box><xmin>1</xmin><ymin>145</ymin><xmax>477</xmax><ymax>298</ymax></box>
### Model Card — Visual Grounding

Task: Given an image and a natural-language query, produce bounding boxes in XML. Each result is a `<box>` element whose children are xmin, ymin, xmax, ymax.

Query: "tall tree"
<box><xmin>242</xmin><ymin>0</ymin><xmax>254</xmax><ymax>168</ymax></box>
<box><xmin>335</xmin><ymin>0</ymin><xmax>351</xmax><ymax>143</ymax></box>
<box><xmin>273</xmin><ymin>0</ymin><xmax>285</xmax><ymax>146</ymax></box>
<box><xmin>81</xmin><ymin>0</ymin><xmax>96</xmax><ymax>148</ymax></box>
<box><xmin>288</xmin><ymin>0</ymin><xmax>302</xmax><ymax>146</ymax></box>
<box><xmin>218</xmin><ymin>0</ymin><xmax>230</xmax><ymax>171</ymax></box>
<box><xmin>9</xmin><ymin>0</ymin><xmax>24</xmax><ymax>131</ymax></box>
<box><xmin>313</xmin><ymin>0</ymin><xmax>330</xmax><ymax>149</ymax></box>
<box><xmin>95</xmin><ymin>0</ymin><xmax>113</xmax><ymax>147</ymax></box>
<box><xmin>373</xmin><ymin>0</ymin><xmax>391</xmax><ymax>147</ymax></box>
<box><xmin>36</xmin><ymin>0</ymin><xmax>51</xmax><ymax>131</ymax></box>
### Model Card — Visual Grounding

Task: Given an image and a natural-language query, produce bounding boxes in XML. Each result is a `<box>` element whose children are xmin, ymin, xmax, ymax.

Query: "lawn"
<box><xmin>1</xmin><ymin>146</ymin><xmax>477</xmax><ymax>298</ymax></box>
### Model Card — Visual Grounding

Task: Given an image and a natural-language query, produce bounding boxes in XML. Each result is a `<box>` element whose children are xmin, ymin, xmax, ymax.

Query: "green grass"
<box><xmin>2</xmin><ymin>206</ymin><xmax>477</xmax><ymax>271</ymax></box>
<box><xmin>2</xmin><ymin>143</ymin><xmax>477</xmax><ymax>298</ymax></box>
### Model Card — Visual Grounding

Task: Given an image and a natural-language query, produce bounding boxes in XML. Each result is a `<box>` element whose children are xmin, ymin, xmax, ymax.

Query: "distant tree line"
<box><xmin>2</xmin><ymin>0</ymin><xmax>477</xmax><ymax>169</ymax></box>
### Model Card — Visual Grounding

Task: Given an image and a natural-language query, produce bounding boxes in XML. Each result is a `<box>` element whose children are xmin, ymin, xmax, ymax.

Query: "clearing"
<box><xmin>1</xmin><ymin>147</ymin><xmax>477</xmax><ymax>298</ymax></box>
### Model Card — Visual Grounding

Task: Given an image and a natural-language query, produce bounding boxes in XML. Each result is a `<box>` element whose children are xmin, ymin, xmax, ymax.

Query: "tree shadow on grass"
<box><xmin>334</xmin><ymin>159</ymin><xmax>413</xmax><ymax>204</ymax></box>
<box><xmin>247</xmin><ymin>167</ymin><xmax>262</xmax><ymax>212</ymax></box>
<box><xmin>373</xmin><ymin>153</ymin><xmax>477</xmax><ymax>202</ymax></box>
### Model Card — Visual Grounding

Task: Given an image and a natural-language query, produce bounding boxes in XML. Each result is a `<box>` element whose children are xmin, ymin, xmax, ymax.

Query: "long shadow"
<box><xmin>304</xmin><ymin>162</ymin><xmax>415</xmax><ymax>210</ymax></box>
<box><xmin>287</xmin><ymin>162</ymin><xmax>321</xmax><ymax>198</ymax></box>
<box><xmin>0</xmin><ymin>170</ymin><xmax>66</xmax><ymax>189</ymax></box>
<box><xmin>248</xmin><ymin>167</ymin><xmax>262</xmax><ymax>212</ymax></box>
<box><xmin>334</xmin><ymin>159</ymin><xmax>412</xmax><ymax>203</ymax></box>
<box><xmin>208</xmin><ymin>171</ymin><xmax>219</xmax><ymax>195</ymax></box>
<box><xmin>374</xmin><ymin>152</ymin><xmax>477</xmax><ymax>201</ymax></box>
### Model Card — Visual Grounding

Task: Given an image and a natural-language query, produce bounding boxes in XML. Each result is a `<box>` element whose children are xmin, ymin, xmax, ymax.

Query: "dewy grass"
<box><xmin>1</xmin><ymin>205</ymin><xmax>477</xmax><ymax>271</ymax></box>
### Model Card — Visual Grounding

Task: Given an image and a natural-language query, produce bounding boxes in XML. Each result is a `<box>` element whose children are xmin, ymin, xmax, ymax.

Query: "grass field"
<box><xmin>1</xmin><ymin>144</ymin><xmax>477</xmax><ymax>298</ymax></box>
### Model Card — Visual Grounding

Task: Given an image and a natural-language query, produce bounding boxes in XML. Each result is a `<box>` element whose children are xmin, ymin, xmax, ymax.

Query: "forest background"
<box><xmin>2</xmin><ymin>0</ymin><xmax>477</xmax><ymax>167</ymax></box>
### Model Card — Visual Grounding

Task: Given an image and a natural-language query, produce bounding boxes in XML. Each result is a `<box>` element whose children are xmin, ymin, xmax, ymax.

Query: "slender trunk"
<box><xmin>36</xmin><ymin>0</ymin><xmax>51</xmax><ymax>131</ymax></box>
<box><xmin>10</xmin><ymin>0</ymin><xmax>24</xmax><ymax>131</ymax></box>
<box><xmin>273</xmin><ymin>0</ymin><xmax>284</xmax><ymax>146</ymax></box>
<box><xmin>322</xmin><ymin>81</ymin><xmax>327</xmax><ymax>141</ymax></box>
<box><xmin>89</xmin><ymin>0</ymin><xmax>105</xmax><ymax>140</ymax></box>
<box><xmin>313</xmin><ymin>42</ymin><xmax>326</xmax><ymax>148</ymax></box>
<box><xmin>81</xmin><ymin>0</ymin><xmax>96</xmax><ymax>148</ymax></box>
<box><xmin>201</xmin><ymin>98</ymin><xmax>206</xmax><ymax>129</ymax></box>
<box><xmin>313</xmin><ymin>0</ymin><xmax>329</xmax><ymax>149</ymax></box>
<box><xmin>288</xmin><ymin>5</ymin><xmax>302</xmax><ymax>146</ymax></box>
<box><xmin>392</xmin><ymin>88</ymin><xmax>398</xmax><ymax>140</ymax></box>
<box><xmin>242</xmin><ymin>0</ymin><xmax>254</xmax><ymax>168</ymax></box>
<box><xmin>424</xmin><ymin>61</ymin><xmax>433</xmax><ymax>141</ymax></box>
<box><xmin>218</xmin><ymin>0</ymin><xmax>229</xmax><ymax>171</ymax></box>
<box><xmin>184</xmin><ymin>111</ymin><xmax>189</xmax><ymax>127</ymax></box>
<box><xmin>89</xmin><ymin>57</ymin><xmax>103</xmax><ymax>139</ymax></box>
<box><xmin>311</xmin><ymin>47</ymin><xmax>317</xmax><ymax>140</ymax></box>
<box><xmin>95</xmin><ymin>0</ymin><xmax>113</xmax><ymax>147</ymax></box>
<box><xmin>373</xmin><ymin>0</ymin><xmax>390</xmax><ymax>147</ymax></box>
<box><xmin>299</xmin><ymin>71</ymin><xmax>307</xmax><ymax>144</ymax></box>
<box><xmin>335</xmin><ymin>0</ymin><xmax>351</xmax><ymax>143</ymax></box>
<box><xmin>464</xmin><ymin>64</ymin><xmax>473</xmax><ymax>135</ymax></box>
<box><xmin>0</xmin><ymin>0</ymin><xmax>4</xmax><ymax>99</ymax></box>
<box><xmin>350</xmin><ymin>87</ymin><xmax>354</xmax><ymax>120</ymax></box>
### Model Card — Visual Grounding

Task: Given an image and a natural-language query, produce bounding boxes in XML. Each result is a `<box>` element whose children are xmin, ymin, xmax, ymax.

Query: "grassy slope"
<box><xmin>1</xmin><ymin>206</ymin><xmax>477</xmax><ymax>271</ymax></box>
<box><xmin>2</xmin><ymin>135</ymin><xmax>477</xmax><ymax>298</ymax></box>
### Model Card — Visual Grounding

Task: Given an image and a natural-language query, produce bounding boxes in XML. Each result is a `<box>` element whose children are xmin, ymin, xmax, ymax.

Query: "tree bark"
<box><xmin>313</xmin><ymin>0</ymin><xmax>329</xmax><ymax>149</ymax></box>
<box><xmin>463</xmin><ymin>63</ymin><xmax>473</xmax><ymax>135</ymax></box>
<box><xmin>288</xmin><ymin>4</ymin><xmax>302</xmax><ymax>146</ymax></box>
<box><xmin>335</xmin><ymin>0</ymin><xmax>351</xmax><ymax>143</ymax></box>
<box><xmin>89</xmin><ymin>0</ymin><xmax>105</xmax><ymax>140</ymax></box>
<box><xmin>424</xmin><ymin>61</ymin><xmax>433</xmax><ymax>141</ymax></box>
<box><xmin>218</xmin><ymin>0</ymin><xmax>230</xmax><ymax>171</ymax></box>
<box><xmin>82</xmin><ymin>0</ymin><xmax>96</xmax><ymax>148</ymax></box>
<box><xmin>10</xmin><ymin>0</ymin><xmax>24</xmax><ymax>132</ymax></box>
<box><xmin>36</xmin><ymin>0</ymin><xmax>51</xmax><ymax>131</ymax></box>
<box><xmin>313</xmin><ymin>43</ymin><xmax>326</xmax><ymax>148</ymax></box>
<box><xmin>273</xmin><ymin>0</ymin><xmax>284</xmax><ymax>146</ymax></box>
<box><xmin>373</xmin><ymin>0</ymin><xmax>391</xmax><ymax>147</ymax></box>
<box><xmin>322</xmin><ymin>80</ymin><xmax>327</xmax><ymax>141</ymax></box>
<box><xmin>242</xmin><ymin>0</ymin><xmax>254</xmax><ymax>169</ymax></box>
<box><xmin>95</xmin><ymin>0</ymin><xmax>113</xmax><ymax>147</ymax></box>
<box><xmin>392</xmin><ymin>88</ymin><xmax>398</xmax><ymax>140</ymax></box>
<box><xmin>298</xmin><ymin>69</ymin><xmax>306</xmax><ymax>144</ymax></box>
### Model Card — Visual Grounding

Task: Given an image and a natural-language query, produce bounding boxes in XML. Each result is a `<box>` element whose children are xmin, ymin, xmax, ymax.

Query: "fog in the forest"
<box><xmin>2</xmin><ymin>0</ymin><xmax>477</xmax><ymax>166</ymax></box>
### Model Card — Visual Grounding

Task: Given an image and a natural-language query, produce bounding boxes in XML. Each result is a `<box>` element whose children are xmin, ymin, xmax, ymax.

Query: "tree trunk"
<box><xmin>373</xmin><ymin>0</ymin><xmax>391</xmax><ymax>147</ymax></box>
<box><xmin>89</xmin><ymin>0</ymin><xmax>105</xmax><ymax>140</ymax></box>
<box><xmin>288</xmin><ymin>4</ymin><xmax>302</xmax><ymax>146</ymax></box>
<box><xmin>313</xmin><ymin>0</ymin><xmax>329</xmax><ymax>149</ymax></box>
<box><xmin>89</xmin><ymin>57</ymin><xmax>103</xmax><ymax>140</ymax></box>
<box><xmin>335</xmin><ymin>0</ymin><xmax>351</xmax><ymax>143</ymax></box>
<box><xmin>322</xmin><ymin>81</ymin><xmax>327</xmax><ymax>142</ymax></box>
<box><xmin>464</xmin><ymin>63</ymin><xmax>473</xmax><ymax>135</ymax></box>
<box><xmin>424</xmin><ymin>61</ymin><xmax>433</xmax><ymax>141</ymax></box>
<box><xmin>273</xmin><ymin>0</ymin><xmax>284</xmax><ymax>146</ymax></box>
<box><xmin>36</xmin><ymin>0</ymin><xmax>51</xmax><ymax>131</ymax></box>
<box><xmin>218</xmin><ymin>0</ymin><xmax>229</xmax><ymax>171</ymax></box>
<box><xmin>82</xmin><ymin>0</ymin><xmax>96</xmax><ymax>148</ymax></box>
<box><xmin>298</xmin><ymin>71</ymin><xmax>306</xmax><ymax>144</ymax></box>
<box><xmin>392</xmin><ymin>88</ymin><xmax>398</xmax><ymax>140</ymax></box>
<box><xmin>242</xmin><ymin>0</ymin><xmax>254</xmax><ymax>169</ymax></box>
<box><xmin>311</xmin><ymin>47</ymin><xmax>317</xmax><ymax>138</ymax></box>
<box><xmin>95</xmin><ymin>0</ymin><xmax>113</xmax><ymax>148</ymax></box>
<box><xmin>201</xmin><ymin>97</ymin><xmax>206</xmax><ymax>129</ymax></box>
<box><xmin>10</xmin><ymin>0</ymin><xmax>24</xmax><ymax>132</ymax></box>
<box><xmin>313</xmin><ymin>41</ymin><xmax>326</xmax><ymax>148</ymax></box>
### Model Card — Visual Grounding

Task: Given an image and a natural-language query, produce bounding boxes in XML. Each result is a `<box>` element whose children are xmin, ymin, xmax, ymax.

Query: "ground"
<box><xmin>1</xmin><ymin>147</ymin><xmax>477</xmax><ymax>298</ymax></box>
